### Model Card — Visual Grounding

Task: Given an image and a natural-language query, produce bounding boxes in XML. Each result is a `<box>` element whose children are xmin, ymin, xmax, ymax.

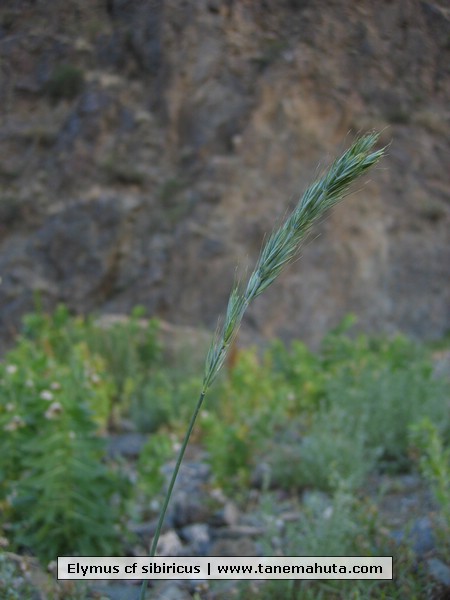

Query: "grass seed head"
<box><xmin>203</xmin><ymin>133</ymin><xmax>386</xmax><ymax>389</ymax></box>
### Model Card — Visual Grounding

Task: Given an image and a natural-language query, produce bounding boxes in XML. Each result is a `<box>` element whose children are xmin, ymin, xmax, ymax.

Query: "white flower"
<box><xmin>4</xmin><ymin>415</ymin><xmax>25</xmax><ymax>431</ymax></box>
<box><xmin>5</xmin><ymin>403</ymin><xmax>15</xmax><ymax>412</ymax></box>
<box><xmin>50</xmin><ymin>382</ymin><xmax>61</xmax><ymax>390</ymax></box>
<box><xmin>40</xmin><ymin>390</ymin><xmax>54</xmax><ymax>401</ymax></box>
<box><xmin>5</xmin><ymin>365</ymin><xmax>17</xmax><ymax>375</ymax></box>
<box><xmin>90</xmin><ymin>373</ymin><xmax>101</xmax><ymax>384</ymax></box>
<box><xmin>45</xmin><ymin>402</ymin><xmax>63</xmax><ymax>419</ymax></box>
<box><xmin>25</xmin><ymin>379</ymin><xmax>34</xmax><ymax>388</ymax></box>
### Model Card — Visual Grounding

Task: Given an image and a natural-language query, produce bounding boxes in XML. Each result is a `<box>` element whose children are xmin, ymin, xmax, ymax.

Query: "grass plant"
<box><xmin>410</xmin><ymin>418</ymin><xmax>450</xmax><ymax>559</ymax></box>
<box><xmin>139</xmin><ymin>133</ymin><xmax>386</xmax><ymax>599</ymax></box>
<box><xmin>239</xmin><ymin>485</ymin><xmax>431</xmax><ymax>600</ymax></box>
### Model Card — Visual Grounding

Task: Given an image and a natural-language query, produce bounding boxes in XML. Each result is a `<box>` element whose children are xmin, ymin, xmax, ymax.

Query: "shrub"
<box><xmin>200</xmin><ymin>347</ymin><xmax>306</xmax><ymax>490</ymax></box>
<box><xmin>136</xmin><ymin>432</ymin><xmax>173</xmax><ymax>500</ymax></box>
<box><xmin>0</xmin><ymin>314</ymin><xmax>130</xmax><ymax>562</ymax></box>
<box><xmin>267</xmin><ymin>412</ymin><xmax>378</xmax><ymax>492</ymax></box>
<box><xmin>46</xmin><ymin>65</ymin><xmax>84</xmax><ymax>102</ymax></box>
<box><xmin>239</xmin><ymin>485</ymin><xmax>430</xmax><ymax>600</ymax></box>
<box><xmin>101</xmin><ymin>155</ymin><xmax>146</xmax><ymax>186</ymax></box>
<box><xmin>201</xmin><ymin>322</ymin><xmax>450</xmax><ymax>494</ymax></box>
<box><xmin>322</xmin><ymin>332</ymin><xmax>450</xmax><ymax>472</ymax></box>
<box><xmin>410</xmin><ymin>418</ymin><xmax>450</xmax><ymax>559</ymax></box>
<box><xmin>22</xmin><ymin>304</ymin><xmax>163</xmax><ymax>429</ymax></box>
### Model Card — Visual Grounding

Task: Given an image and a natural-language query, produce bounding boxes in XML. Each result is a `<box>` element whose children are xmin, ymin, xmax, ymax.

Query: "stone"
<box><xmin>151</xmin><ymin>581</ymin><xmax>192</xmax><ymax>600</ymax></box>
<box><xmin>409</xmin><ymin>517</ymin><xmax>435</xmax><ymax>558</ymax></box>
<box><xmin>426</xmin><ymin>558</ymin><xmax>450</xmax><ymax>588</ymax></box>
<box><xmin>209</xmin><ymin>537</ymin><xmax>260</xmax><ymax>557</ymax></box>
<box><xmin>156</xmin><ymin>530</ymin><xmax>184</xmax><ymax>557</ymax></box>
<box><xmin>180</xmin><ymin>523</ymin><xmax>210</xmax><ymax>555</ymax></box>
<box><xmin>107</xmin><ymin>433</ymin><xmax>147</xmax><ymax>458</ymax></box>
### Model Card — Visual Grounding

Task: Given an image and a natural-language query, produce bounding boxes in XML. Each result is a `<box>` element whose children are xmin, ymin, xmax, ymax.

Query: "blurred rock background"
<box><xmin>0</xmin><ymin>0</ymin><xmax>449</xmax><ymax>351</ymax></box>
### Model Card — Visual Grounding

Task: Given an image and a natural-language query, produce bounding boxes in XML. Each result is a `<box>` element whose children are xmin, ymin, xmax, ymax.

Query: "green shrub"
<box><xmin>268</xmin><ymin>338</ymin><xmax>326</xmax><ymax>412</ymax></box>
<box><xmin>22</xmin><ymin>304</ymin><xmax>163</xmax><ymax>429</ymax></box>
<box><xmin>201</xmin><ymin>322</ymin><xmax>449</xmax><ymax>494</ymax></box>
<box><xmin>46</xmin><ymin>64</ymin><xmax>84</xmax><ymax>102</ymax></box>
<box><xmin>268</xmin><ymin>411</ymin><xmax>378</xmax><ymax>492</ymax></box>
<box><xmin>200</xmin><ymin>347</ymin><xmax>306</xmax><ymax>490</ymax></box>
<box><xmin>322</xmin><ymin>334</ymin><xmax>450</xmax><ymax>471</ymax></box>
<box><xmin>0</xmin><ymin>344</ymin><xmax>128</xmax><ymax>561</ymax></box>
<box><xmin>0</xmin><ymin>310</ymin><xmax>133</xmax><ymax>562</ymax></box>
<box><xmin>410</xmin><ymin>418</ymin><xmax>450</xmax><ymax>558</ymax></box>
<box><xmin>201</xmin><ymin>413</ymin><xmax>254</xmax><ymax>491</ymax></box>
<box><xmin>136</xmin><ymin>432</ymin><xmax>173</xmax><ymax>500</ymax></box>
<box><xmin>101</xmin><ymin>155</ymin><xmax>146</xmax><ymax>186</ymax></box>
<box><xmin>239</xmin><ymin>485</ymin><xmax>430</xmax><ymax>600</ymax></box>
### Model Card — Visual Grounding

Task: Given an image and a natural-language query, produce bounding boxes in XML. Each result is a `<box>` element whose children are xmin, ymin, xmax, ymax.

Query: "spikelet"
<box><xmin>203</xmin><ymin>133</ymin><xmax>385</xmax><ymax>389</ymax></box>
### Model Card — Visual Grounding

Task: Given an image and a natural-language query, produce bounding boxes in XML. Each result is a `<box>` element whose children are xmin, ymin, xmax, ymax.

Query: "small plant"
<box><xmin>101</xmin><ymin>154</ymin><xmax>146</xmax><ymax>186</ymax></box>
<box><xmin>139</xmin><ymin>133</ymin><xmax>386</xmax><ymax>599</ymax></box>
<box><xmin>322</xmin><ymin>332</ymin><xmax>450</xmax><ymax>472</ymax></box>
<box><xmin>0</xmin><ymin>306</ymin><xmax>148</xmax><ymax>560</ymax></box>
<box><xmin>410</xmin><ymin>418</ymin><xmax>450</xmax><ymax>558</ymax></box>
<box><xmin>158</xmin><ymin>177</ymin><xmax>186</xmax><ymax>203</ymax></box>
<box><xmin>0</xmin><ymin>195</ymin><xmax>23</xmax><ymax>225</ymax></box>
<box><xmin>200</xmin><ymin>343</ymin><xmax>325</xmax><ymax>491</ymax></box>
<box><xmin>0</xmin><ymin>313</ymin><xmax>130</xmax><ymax>561</ymax></box>
<box><xmin>46</xmin><ymin>64</ymin><xmax>84</xmax><ymax>102</ymax></box>
<box><xmin>136</xmin><ymin>432</ymin><xmax>173</xmax><ymax>500</ymax></box>
<box><xmin>22</xmin><ymin>303</ymin><xmax>163</xmax><ymax>429</ymax></box>
<box><xmin>240</xmin><ymin>484</ymin><xmax>431</xmax><ymax>600</ymax></box>
<box><xmin>268</xmin><ymin>412</ymin><xmax>377</xmax><ymax>493</ymax></box>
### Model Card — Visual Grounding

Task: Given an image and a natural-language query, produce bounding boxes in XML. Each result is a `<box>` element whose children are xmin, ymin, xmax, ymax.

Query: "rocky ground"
<box><xmin>31</xmin><ymin>422</ymin><xmax>446</xmax><ymax>600</ymax></box>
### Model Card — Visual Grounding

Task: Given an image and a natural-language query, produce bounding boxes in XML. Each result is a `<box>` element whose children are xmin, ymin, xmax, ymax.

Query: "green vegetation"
<box><xmin>410</xmin><ymin>419</ymin><xmax>450</xmax><ymax>559</ymax></box>
<box><xmin>101</xmin><ymin>153</ymin><xmax>147</xmax><ymax>186</ymax></box>
<box><xmin>0</xmin><ymin>304</ymin><xmax>448</xmax><ymax>598</ymax></box>
<box><xmin>46</xmin><ymin>64</ymin><xmax>84</xmax><ymax>102</ymax></box>
<box><xmin>241</xmin><ymin>486</ymin><xmax>431</xmax><ymax>600</ymax></box>
<box><xmin>200</xmin><ymin>321</ymin><xmax>449</xmax><ymax>493</ymax></box>
<box><xmin>0</xmin><ymin>304</ymin><xmax>166</xmax><ymax>562</ymax></box>
<box><xmin>0</xmin><ymin>313</ymin><xmax>127</xmax><ymax>561</ymax></box>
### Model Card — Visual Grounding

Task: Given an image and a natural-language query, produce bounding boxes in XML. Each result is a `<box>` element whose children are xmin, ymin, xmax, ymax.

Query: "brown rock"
<box><xmin>0</xmin><ymin>0</ymin><xmax>449</xmax><ymax>350</ymax></box>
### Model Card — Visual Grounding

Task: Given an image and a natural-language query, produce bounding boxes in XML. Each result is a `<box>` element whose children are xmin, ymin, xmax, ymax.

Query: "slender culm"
<box><xmin>139</xmin><ymin>132</ymin><xmax>385</xmax><ymax>599</ymax></box>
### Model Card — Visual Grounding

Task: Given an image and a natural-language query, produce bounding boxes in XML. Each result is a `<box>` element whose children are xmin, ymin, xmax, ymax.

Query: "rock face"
<box><xmin>0</xmin><ymin>0</ymin><xmax>449</xmax><ymax>349</ymax></box>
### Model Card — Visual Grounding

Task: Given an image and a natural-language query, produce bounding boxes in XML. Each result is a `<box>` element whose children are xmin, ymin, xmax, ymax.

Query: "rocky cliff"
<box><xmin>0</xmin><ymin>0</ymin><xmax>449</xmax><ymax>350</ymax></box>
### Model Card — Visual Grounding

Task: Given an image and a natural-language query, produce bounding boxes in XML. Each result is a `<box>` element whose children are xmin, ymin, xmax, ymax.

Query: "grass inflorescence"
<box><xmin>204</xmin><ymin>133</ymin><xmax>385</xmax><ymax>390</ymax></box>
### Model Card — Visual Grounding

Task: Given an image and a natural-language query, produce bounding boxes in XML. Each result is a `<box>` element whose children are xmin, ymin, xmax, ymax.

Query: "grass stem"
<box><xmin>139</xmin><ymin>390</ymin><xmax>206</xmax><ymax>599</ymax></box>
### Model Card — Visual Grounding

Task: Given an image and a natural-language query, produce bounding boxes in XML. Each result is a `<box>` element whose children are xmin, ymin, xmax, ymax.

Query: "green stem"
<box><xmin>139</xmin><ymin>389</ymin><xmax>206</xmax><ymax>600</ymax></box>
